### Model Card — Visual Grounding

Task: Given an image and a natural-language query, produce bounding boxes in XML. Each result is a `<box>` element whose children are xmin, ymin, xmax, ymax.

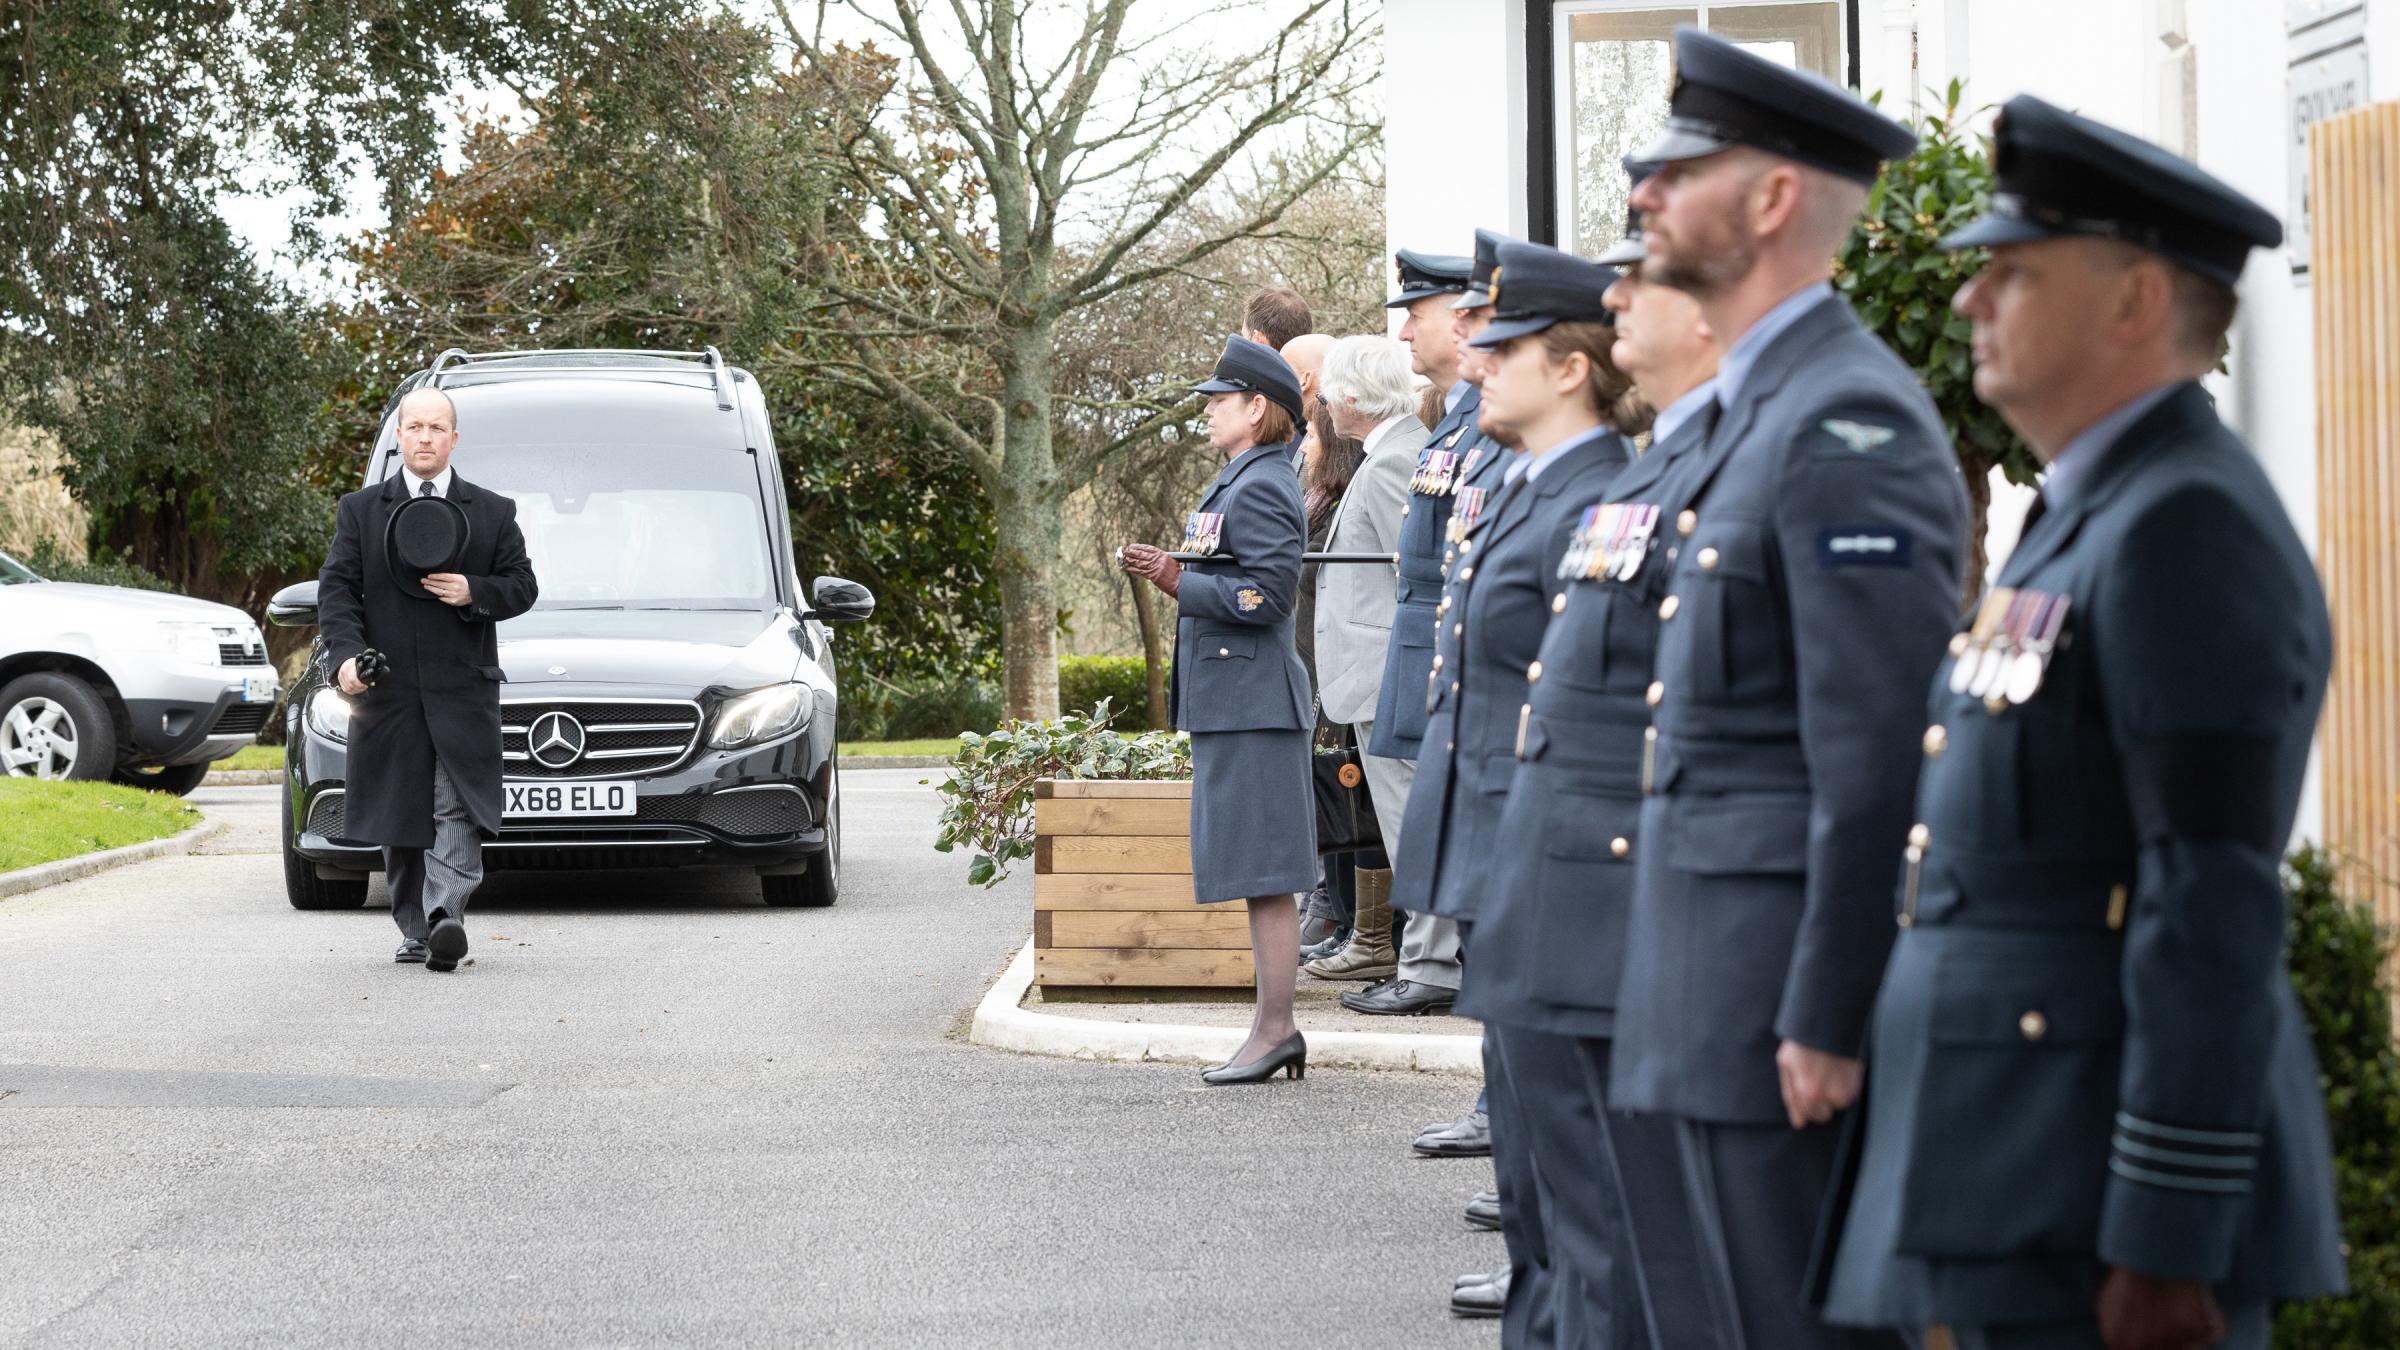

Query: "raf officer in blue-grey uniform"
<box><xmin>1814</xmin><ymin>96</ymin><xmax>2346</xmax><ymax>1350</ymax></box>
<box><xmin>1393</xmin><ymin>238</ymin><xmax>1640</xmax><ymax>1348</ymax></box>
<box><xmin>1118</xmin><ymin>334</ymin><xmax>1318</xmax><ymax>1087</ymax></box>
<box><xmin>1466</xmin><ymin>166</ymin><xmax>1726</xmax><ymax>1350</ymax></box>
<box><xmin>1606</xmin><ymin>28</ymin><xmax>1967</xmax><ymax>1350</ymax></box>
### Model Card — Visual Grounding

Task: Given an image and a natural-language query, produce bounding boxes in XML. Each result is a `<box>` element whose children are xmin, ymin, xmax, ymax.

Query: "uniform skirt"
<box><xmin>1188</xmin><ymin>727</ymin><xmax>1319</xmax><ymax>903</ymax></box>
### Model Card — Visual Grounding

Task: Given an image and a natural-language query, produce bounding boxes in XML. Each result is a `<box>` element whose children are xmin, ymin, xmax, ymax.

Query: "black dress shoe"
<box><xmin>1341</xmin><ymin>978</ymin><xmax>1456</xmax><ymax>1016</ymax></box>
<box><xmin>1464</xmin><ymin>1189</ymin><xmax>1502</xmax><ymax>1231</ymax></box>
<box><xmin>394</xmin><ymin>940</ymin><xmax>428</xmax><ymax>964</ymax></box>
<box><xmin>1413</xmin><ymin>1109</ymin><xmax>1493</xmax><ymax>1158</ymax></box>
<box><xmin>425</xmin><ymin>916</ymin><xmax>468</xmax><ymax>973</ymax></box>
<box><xmin>1450</xmin><ymin>1268</ymin><xmax>1509</xmax><ymax>1318</ymax></box>
<box><xmin>1200</xmin><ymin>1032</ymin><xmax>1306</xmax><ymax>1086</ymax></box>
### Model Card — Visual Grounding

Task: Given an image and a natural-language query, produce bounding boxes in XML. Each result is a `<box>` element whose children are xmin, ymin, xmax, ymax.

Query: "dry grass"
<box><xmin>0</xmin><ymin>421</ymin><xmax>85</xmax><ymax>562</ymax></box>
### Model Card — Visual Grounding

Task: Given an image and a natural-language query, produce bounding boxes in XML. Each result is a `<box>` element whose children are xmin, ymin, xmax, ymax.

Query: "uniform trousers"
<box><xmin>1616</xmin><ymin>1113</ymin><xmax>1902</xmax><ymax>1350</ymax></box>
<box><xmin>1940</xmin><ymin>1303</ymin><xmax>2266</xmax><ymax>1350</ymax></box>
<box><xmin>1485</xmin><ymin>1021</ymin><xmax>1558</xmax><ymax>1350</ymax></box>
<box><xmin>1357</xmin><ymin>732</ymin><xmax>1463</xmax><ymax>991</ymax></box>
<box><xmin>382</xmin><ymin>755</ymin><xmax>483</xmax><ymax>943</ymax></box>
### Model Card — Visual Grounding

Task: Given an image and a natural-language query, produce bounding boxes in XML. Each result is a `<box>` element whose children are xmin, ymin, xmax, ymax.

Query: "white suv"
<box><xmin>0</xmin><ymin>549</ymin><xmax>279</xmax><ymax>794</ymax></box>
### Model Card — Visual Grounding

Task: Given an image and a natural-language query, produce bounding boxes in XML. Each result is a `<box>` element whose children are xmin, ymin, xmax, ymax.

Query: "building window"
<box><xmin>1551</xmin><ymin>1</ymin><xmax>1850</xmax><ymax>257</ymax></box>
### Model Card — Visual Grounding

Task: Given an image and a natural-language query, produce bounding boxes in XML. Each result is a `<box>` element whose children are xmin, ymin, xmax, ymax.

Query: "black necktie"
<box><xmin>419</xmin><ymin>479</ymin><xmax>435</xmax><ymax>498</ymax></box>
<box><xmin>2021</xmin><ymin>486</ymin><xmax>2049</xmax><ymax>535</ymax></box>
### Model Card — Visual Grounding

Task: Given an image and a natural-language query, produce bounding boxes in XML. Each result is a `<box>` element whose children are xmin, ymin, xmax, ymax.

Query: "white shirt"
<box><xmin>403</xmin><ymin>465</ymin><xmax>455</xmax><ymax>498</ymax></box>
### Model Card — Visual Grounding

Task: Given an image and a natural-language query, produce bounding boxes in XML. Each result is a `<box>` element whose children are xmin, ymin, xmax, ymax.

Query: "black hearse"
<box><xmin>269</xmin><ymin>348</ymin><xmax>873</xmax><ymax>908</ymax></box>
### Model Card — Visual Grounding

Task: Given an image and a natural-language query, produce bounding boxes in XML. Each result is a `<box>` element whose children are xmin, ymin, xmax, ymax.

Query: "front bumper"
<box><xmin>287</xmin><ymin>711</ymin><xmax>833</xmax><ymax>876</ymax></box>
<box><xmin>122</xmin><ymin>670</ymin><xmax>280</xmax><ymax>767</ymax></box>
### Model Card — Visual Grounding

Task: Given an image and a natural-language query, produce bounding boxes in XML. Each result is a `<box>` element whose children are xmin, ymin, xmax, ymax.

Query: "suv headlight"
<box><xmin>156</xmin><ymin>621</ymin><xmax>220</xmax><ymax>666</ymax></box>
<box><xmin>306</xmin><ymin>687</ymin><xmax>353</xmax><ymax>743</ymax></box>
<box><xmin>709</xmin><ymin>683</ymin><xmax>808</xmax><ymax>748</ymax></box>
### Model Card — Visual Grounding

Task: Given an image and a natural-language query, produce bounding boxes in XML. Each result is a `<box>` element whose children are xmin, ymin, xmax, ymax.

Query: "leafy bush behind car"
<box><xmin>20</xmin><ymin>539</ymin><xmax>175</xmax><ymax>592</ymax></box>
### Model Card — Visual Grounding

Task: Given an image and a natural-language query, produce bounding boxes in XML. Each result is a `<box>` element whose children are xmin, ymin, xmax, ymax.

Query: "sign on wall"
<box><xmin>2287</xmin><ymin>1</ymin><xmax>2369</xmax><ymax>274</ymax></box>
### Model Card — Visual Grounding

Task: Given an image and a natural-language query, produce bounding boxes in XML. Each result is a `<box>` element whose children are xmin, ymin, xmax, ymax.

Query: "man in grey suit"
<box><xmin>1606</xmin><ymin>28</ymin><xmax>1967</xmax><ymax>1349</ymax></box>
<box><xmin>1312</xmin><ymin>336</ymin><xmax>1428</xmax><ymax>858</ymax></box>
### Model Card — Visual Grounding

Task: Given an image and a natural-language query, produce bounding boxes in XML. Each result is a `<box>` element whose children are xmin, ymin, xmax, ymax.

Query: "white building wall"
<box><xmin>1381</xmin><ymin>0</ymin><xmax>1527</xmax><ymax>333</ymax></box>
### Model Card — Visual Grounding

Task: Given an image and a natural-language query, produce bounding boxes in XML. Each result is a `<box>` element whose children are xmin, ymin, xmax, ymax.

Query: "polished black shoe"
<box><xmin>1200</xmin><ymin>1032</ymin><xmax>1307</xmax><ymax>1086</ymax></box>
<box><xmin>1412</xmin><ymin>1109</ymin><xmax>1493</xmax><ymax>1158</ymax></box>
<box><xmin>425</xmin><ymin>915</ymin><xmax>468</xmax><ymax>973</ymax></box>
<box><xmin>394</xmin><ymin>940</ymin><xmax>428</xmax><ymax>964</ymax></box>
<box><xmin>1464</xmin><ymin>1189</ymin><xmax>1502</xmax><ymax>1231</ymax></box>
<box><xmin>1341</xmin><ymin>978</ymin><xmax>1456</xmax><ymax>1017</ymax></box>
<box><xmin>1450</xmin><ymin>1268</ymin><xmax>1509</xmax><ymax>1318</ymax></box>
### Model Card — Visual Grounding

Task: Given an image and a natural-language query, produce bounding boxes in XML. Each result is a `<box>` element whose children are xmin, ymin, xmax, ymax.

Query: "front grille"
<box><xmin>211</xmin><ymin>703</ymin><xmax>272</xmax><ymax>737</ymax></box>
<box><xmin>501</xmin><ymin>699</ymin><xmax>702</xmax><ymax>780</ymax></box>
<box><xmin>218</xmin><ymin>640</ymin><xmax>268</xmax><ymax>666</ymax></box>
<box><xmin>304</xmin><ymin>790</ymin><xmax>355</xmax><ymax>843</ymax></box>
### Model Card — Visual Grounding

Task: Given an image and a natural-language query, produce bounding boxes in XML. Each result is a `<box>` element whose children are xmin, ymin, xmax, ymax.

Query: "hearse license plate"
<box><xmin>505</xmin><ymin>781</ymin><xmax>637</xmax><ymax>818</ymax></box>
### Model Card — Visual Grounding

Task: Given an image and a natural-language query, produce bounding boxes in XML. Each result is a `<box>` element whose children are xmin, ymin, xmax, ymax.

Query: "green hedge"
<box><xmin>2279</xmin><ymin>846</ymin><xmax>2400</xmax><ymax>1346</ymax></box>
<box><xmin>1059</xmin><ymin>655</ymin><xmax>1160</xmax><ymax>730</ymax></box>
<box><xmin>21</xmin><ymin>539</ymin><xmax>175</xmax><ymax>592</ymax></box>
<box><xmin>842</xmin><ymin>673</ymin><xmax>1001</xmax><ymax>742</ymax></box>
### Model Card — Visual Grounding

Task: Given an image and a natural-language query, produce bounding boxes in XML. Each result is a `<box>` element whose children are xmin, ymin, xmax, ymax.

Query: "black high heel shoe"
<box><xmin>1201</xmin><ymin>1032</ymin><xmax>1307</xmax><ymax>1086</ymax></box>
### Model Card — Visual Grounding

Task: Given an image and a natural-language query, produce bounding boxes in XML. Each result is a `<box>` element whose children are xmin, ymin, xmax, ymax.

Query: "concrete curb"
<box><xmin>205</xmin><ymin>769</ymin><xmax>284</xmax><ymax>786</ymax></box>
<box><xmin>968</xmin><ymin>938</ymin><xmax>1482</xmax><ymax>1076</ymax></box>
<box><xmin>0</xmin><ymin>817</ymin><xmax>230</xmax><ymax>900</ymax></box>
<box><xmin>200</xmin><ymin>759</ymin><xmax>948</xmax><ymax>788</ymax></box>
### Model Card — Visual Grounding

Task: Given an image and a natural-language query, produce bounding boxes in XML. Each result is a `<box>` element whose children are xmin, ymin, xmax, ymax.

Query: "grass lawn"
<box><xmin>840</xmin><ymin>737</ymin><xmax>964</xmax><ymax>759</ymax></box>
<box><xmin>0</xmin><ymin>779</ymin><xmax>203</xmax><ymax>873</ymax></box>
<box><xmin>217</xmin><ymin>744</ymin><xmax>285</xmax><ymax>771</ymax></box>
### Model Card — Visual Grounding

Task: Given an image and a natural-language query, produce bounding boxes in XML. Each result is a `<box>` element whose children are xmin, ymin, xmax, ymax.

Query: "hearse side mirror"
<box><xmin>810</xmin><ymin>576</ymin><xmax>875</xmax><ymax>624</ymax></box>
<box><xmin>267</xmin><ymin>580</ymin><xmax>320</xmax><ymax>628</ymax></box>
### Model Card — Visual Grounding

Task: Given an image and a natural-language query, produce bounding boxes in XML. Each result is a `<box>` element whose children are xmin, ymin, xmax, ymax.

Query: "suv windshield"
<box><xmin>439</xmin><ymin>443</ymin><xmax>777</xmax><ymax>615</ymax></box>
<box><xmin>0</xmin><ymin>551</ymin><xmax>40</xmax><ymax>584</ymax></box>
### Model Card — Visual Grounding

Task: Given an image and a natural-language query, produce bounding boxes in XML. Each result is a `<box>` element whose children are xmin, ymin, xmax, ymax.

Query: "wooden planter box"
<box><xmin>1032</xmin><ymin>778</ymin><xmax>1256</xmax><ymax>995</ymax></box>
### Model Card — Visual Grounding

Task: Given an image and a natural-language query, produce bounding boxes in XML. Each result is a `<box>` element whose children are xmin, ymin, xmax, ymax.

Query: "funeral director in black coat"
<box><xmin>318</xmin><ymin>387</ymin><xmax>539</xmax><ymax>972</ymax></box>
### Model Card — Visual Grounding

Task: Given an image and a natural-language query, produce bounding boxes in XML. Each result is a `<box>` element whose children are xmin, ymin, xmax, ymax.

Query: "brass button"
<box><xmin>1401</xmin><ymin>504</ymin><xmax>1411</xmax><ymax>518</ymax></box>
<box><xmin>2019</xmin><ymin>1010</ymin><xmax>2048</xmax><ymax>1041</ymax></box>
<box><xmin>1949</xmin><ymin>632</ymin><xmax>1970</xmax><ymax>658</ymax></box>
<box><xmin>1697</xmin><ymin>547</ymin><xmax>1720</xmax><ymax>571</ymax></box>
<box><xmin>1453</xmin><ymin>623</ymin><xmax>1463</xmax><ymax>638</ymax></box>
<box><xmin>1552</xmin><ymin>593</ymin><xmax>1567</xmax><ymax>614</ymax></box>
<box><xmin>1433</xmin><ymin>654</ymin><xmax>1444</xmax><ymax>671</ymax></box>
<box><xmin>1610</xmin><ymin>836</ymin><xmax>1630</xmax><ymax>858</ymax></box>
<box><xmin>1438</xmin><ymin>596</ymin><xmax>1451</xmax><ymax>614</ymax></box>
<box><xmin>1461</xmin><ymin>567</ymin><xmax>1475</xmax><ymax>581</ymax></box>
<box><xmin>1452</xmin><ymin>681</ymin><xmax>1460</xmax><ymax>695</ymax></box>
<box><xmin>1677</xmin><ymin>509</ymin><xmax>1698</xmax><ymax>535</ymax></box>
<box><xmin>1923</xmin><ymin>725</ymin><xmax>1947</xmax><ymax>757</ymax></box>
<box><xmin>1461</xmin><ymin>539</ymin><xmax>1475</xmax><ymax>554</ymax></box>
<box><xmin>1218</xmin><ymin>647</ymin><xmax>1229</xmax><ymax>657</ymax></box>
<box><xmin>1646</xmin><ymin>680</ymin><xmax>1665</xmax><ymax>707</ymax></box>
<box><xmin>1907</xmin><ymin>823</ymin><xmax>1931</xmax><ymax>849</ymax></box>
<box><xmin>1527</xmin><ymin>661</ymin><xmax>1543</xmax><ymax>682</ymax></box>
<box><xmin>1659</xmin><ymin>595</ymin><xmax>1680</xmax><ymax>621</ymax></box>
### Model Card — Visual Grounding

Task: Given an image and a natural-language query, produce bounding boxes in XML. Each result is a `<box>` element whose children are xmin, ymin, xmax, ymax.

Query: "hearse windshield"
<box><xmin>433</xmin><ymin>442</ymin><xmax>779</xmax><ymax>633</ymax></box>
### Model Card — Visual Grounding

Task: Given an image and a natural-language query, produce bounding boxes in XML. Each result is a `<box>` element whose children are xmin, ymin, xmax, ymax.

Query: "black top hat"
<box><xmin>1941</xmin><ymin>95</ymin><xmax>2282</xmax><ymax>286</ymax></box>
<box><xmin>384</xmin><ymin>492</ymin><xmax>472</xmax><ymax>601</ymax></box>
<box><xmin>1471</xmin><ymin>240</ymin><xmax>1619</xmax><ymax>347</ymax></box>
<box><xmin>1635</xmin><ymin>26</ymin><xmax>1916</xmax><ymax>186</ymax></box>
<box><xmin>1593</xmin><ymin>158</ymin><xmax>1659</xmax><ymax>267</ymax></box>
<box><xmin>1384</xmin><ymin>248</ymin><xmax>1474</xmax><ymax>308</ymax></box>
<box><xmin>1193</xmin><ymin>333</ymin><xmax>1306</xmax><ymax>426</ymax></box>
<box><xmin>1453</xmin><ymin>230</ymin><xmax>1510</xmax><ymax>311</ymax></box>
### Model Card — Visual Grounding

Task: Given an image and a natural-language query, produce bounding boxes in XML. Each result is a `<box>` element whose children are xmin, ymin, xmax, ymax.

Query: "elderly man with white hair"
<box><xmin>1308</xmin><ymin>335</ymin><xmax>1429</xmax><ymax>973</ymax></box>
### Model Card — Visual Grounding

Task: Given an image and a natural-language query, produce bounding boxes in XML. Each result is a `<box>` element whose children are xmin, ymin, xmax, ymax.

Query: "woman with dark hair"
<box><xmin>1117</xmin><ymin>334</ymin><xmax>1318</xmax><ymax>1086</ymax></box>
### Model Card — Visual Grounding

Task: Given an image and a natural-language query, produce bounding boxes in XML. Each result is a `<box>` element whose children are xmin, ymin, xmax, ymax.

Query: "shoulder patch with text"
<box><xmin>1816</xmin><ymin>526</ymin><xmax>1913</xmax><ymax>568</ymax></box>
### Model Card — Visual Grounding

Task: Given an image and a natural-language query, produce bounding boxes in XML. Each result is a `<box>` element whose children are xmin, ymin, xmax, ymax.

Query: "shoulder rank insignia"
<box><xmin>1820</xmin><ymin>418</ymin><xmax>1897</xmax><ymax>453</ymax></box>
<box><xmin>1181</xmin><ymin>511</ymin><xmax>1224</xmax><ymax>556</ymax></box>
<box><xmin>1236</xmin><ymin>587</ymin><xmax>1265</xmax><ymax>613</ymax></box>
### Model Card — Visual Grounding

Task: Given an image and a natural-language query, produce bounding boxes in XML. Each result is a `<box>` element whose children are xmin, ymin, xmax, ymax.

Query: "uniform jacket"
<box><xmin>1463</xmin><ymin>403</ymin><xmax>1720</xmax><ymax>1035</ymax></box>
<box><xmin>1813</xmin><ymin>382</ymin><xmax>2344</xmax><ymax>1327</ymax></box>
<box><xmin>317</xmin><ymin>471</ymin><xmax>540</xmax><ymax>846</ymax></box>
<box><xmin>1314</xmin><ymin>412</ymin><xmax>1429</xmax><ymax>726</ymax></box>
<box><xmin>1368</xmin><ymin>383</ymin><xmax>1486</xmax><ymax>759</ymax></box>
<box><xmin>1170</xmin><ymin>440</ymin><xmax>1314</xmax><ymax>735</ymax></box>
<box><xmin>1390</xmin><ymin>431</ymin><xmax>1633</xmax><ymax>924</ymax></box>
<box><xmin>1611</xmin><ymin>295</ymin><xmax>1969</xmax><ymax>1125</ymax></box>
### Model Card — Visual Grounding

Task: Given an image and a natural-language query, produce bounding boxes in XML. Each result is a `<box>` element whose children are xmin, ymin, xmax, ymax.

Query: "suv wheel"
<box><xmin>283</xmin><ymin>789</ymin><xmax>369</xmax><ymax>910</ymax></box>
<box><xmin>0</xmin><ymin>673</ymin><xmax>116</xmax><ymax>782</ymax></box>
<box><xmin>114</xmin><ymin>762</ymin><xmax>213</xmax><ymax>796</ymax></box>
<box><xmin>762</xmin><ymin>768</ymin><xmax>840</xmax><ymax>907</ymax></box>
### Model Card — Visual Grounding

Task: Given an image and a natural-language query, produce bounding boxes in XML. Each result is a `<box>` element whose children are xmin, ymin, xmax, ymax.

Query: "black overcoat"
<box><xmin>317</xmin><ymin>471</ymin><xmax>539</xmax><ymax>847</ymax></box>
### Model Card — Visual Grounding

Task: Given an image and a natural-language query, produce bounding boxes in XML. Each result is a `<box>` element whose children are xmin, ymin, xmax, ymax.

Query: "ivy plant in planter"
<box><xmin>931</xmin><ymin>698</ymin><xmax>1189</xmax><ymax>887</ymax></box>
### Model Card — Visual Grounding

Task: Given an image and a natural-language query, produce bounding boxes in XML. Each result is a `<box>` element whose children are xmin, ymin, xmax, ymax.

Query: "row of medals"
<box><xmin>1181</xmin><ymin>510</ymin><xmax>1225</xmax><ymax>556</ymax></box>
<box><xmin>1560</xmin><ymin>503</ymin><xmax>1661</xmax><ymax>582</ymax></box>
<box><xmin>1951</xmin><ymin>585</ymin><xmax>2069</xmax><ymax>709</ymax></box>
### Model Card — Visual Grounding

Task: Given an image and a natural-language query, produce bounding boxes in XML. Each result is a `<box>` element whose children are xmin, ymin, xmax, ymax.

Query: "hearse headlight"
<box><xmin>710</xmin><ymin>682</ymin><xmax>808</xmax><ymax>748</ymax></box>
<box><xmin>306</xmin><ymin>687</ymin><xmax>353</xmax><ymax>743</ymax></box>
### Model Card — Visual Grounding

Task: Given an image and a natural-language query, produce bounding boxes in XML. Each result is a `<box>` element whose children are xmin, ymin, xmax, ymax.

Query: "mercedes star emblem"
<box><xmin>528</xmin><ymin>710</ymin><xmax>587</xmax><ymax>769</ymax></box>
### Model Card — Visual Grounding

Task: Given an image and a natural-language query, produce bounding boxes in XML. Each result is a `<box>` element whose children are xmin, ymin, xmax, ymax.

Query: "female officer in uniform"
<box><xmin>1119</xmin><ymin>334</ymin><xmax>1318</xmax><ymax>1086</ymax></box>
